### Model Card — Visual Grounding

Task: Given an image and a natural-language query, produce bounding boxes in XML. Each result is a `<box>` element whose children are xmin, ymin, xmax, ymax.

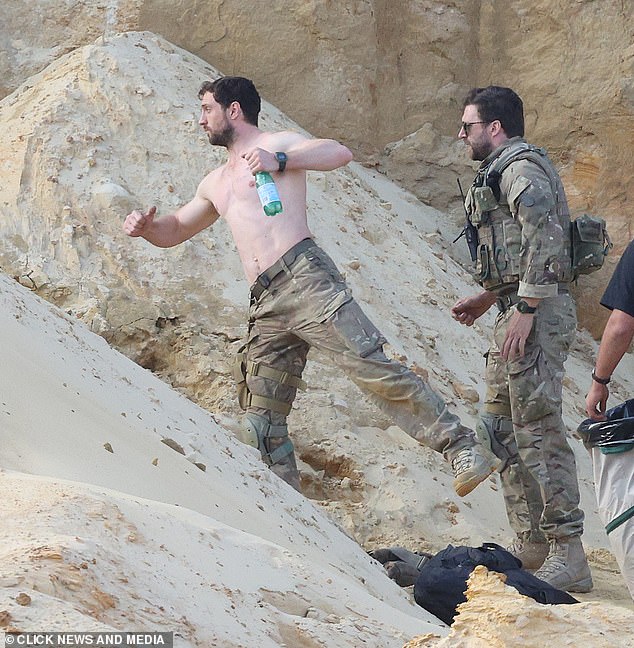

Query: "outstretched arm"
<box><xmin>242</xmin><ymin>133</ymin><xmax>353</xmax><ymax>174</ymax></box>
<box><xmin>123</xmin><ymin>190</ymin><xmax>219</xmax><ymax>248</ymax></box>
<box><xmin>586</xmin><ymin>309</ymin><xmax>634</xmax><ymax>419</ymax></box>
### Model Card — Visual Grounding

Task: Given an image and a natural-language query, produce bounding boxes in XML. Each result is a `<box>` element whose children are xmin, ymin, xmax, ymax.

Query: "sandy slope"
<box><xmin>0</xmin><ymin>272</ymin><xmax>445</xmax><ymax>646</ymax></box>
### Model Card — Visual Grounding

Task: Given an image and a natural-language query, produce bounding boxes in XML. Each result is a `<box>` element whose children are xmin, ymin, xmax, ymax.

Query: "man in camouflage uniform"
<box><xmin>451</xmin><ymin>86</ymin><xmax>592</xmax><ymax>592</ymax></box>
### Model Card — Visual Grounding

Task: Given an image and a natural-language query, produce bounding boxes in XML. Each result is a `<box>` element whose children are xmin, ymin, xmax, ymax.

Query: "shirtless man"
<box><xmin>124</xmin><ymin>76</ymin><xmax>495</xmax><ymax>495</ymax></box>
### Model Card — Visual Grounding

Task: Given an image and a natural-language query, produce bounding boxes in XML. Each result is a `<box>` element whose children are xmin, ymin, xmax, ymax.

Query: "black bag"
<box><xmin>413</xmin><ymin>543</ymin><xmax>578</xmax><ymax>625</ymax></box>
<box><xmin>577</xmin><ymin>398</ymin><xmax>634</xmax><ymax>453</ymax></box>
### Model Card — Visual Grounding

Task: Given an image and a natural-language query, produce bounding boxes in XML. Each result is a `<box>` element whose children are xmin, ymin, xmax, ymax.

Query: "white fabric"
<box><xmin>592</xmin><ymin>447</ymin><xmax>634</xmax><ymax>599</ymax></box>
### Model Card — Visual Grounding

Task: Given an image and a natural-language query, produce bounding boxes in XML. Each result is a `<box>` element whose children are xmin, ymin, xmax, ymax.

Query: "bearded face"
<box><xmin>467</xmin><ymin>133</ymin><xmax>494</xmax><ymax>162</ymax></box>
<box><xmin>459</xmin><ymin>104</ymin><xmax>494</xmax><ymax>161</ymax></box>
<box><xmin>207</xmin><ymin>121</ymin><xmax>235</xmax><ymax>148</ymax></box>
<box><xmin>199</xmin><ymin>92</ymin><xmax>236</xmax><ymax>149</ymax></box>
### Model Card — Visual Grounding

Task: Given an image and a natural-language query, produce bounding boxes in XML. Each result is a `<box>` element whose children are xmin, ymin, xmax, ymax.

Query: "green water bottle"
<box><xmin>255</xmin><ymin>171</ymin><xmax>283</xmax><ymax>216</ymax></box>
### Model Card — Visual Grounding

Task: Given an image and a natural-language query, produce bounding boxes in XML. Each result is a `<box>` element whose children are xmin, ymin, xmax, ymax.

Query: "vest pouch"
<box><xmin>473</xmin><ymin>185</ymin><xmax>499</xmax><ymax>215</ymax></box>
<box><xmin>570</xmin><ymin>214</ymin><xmax>612</xmax><ymax>278</ymax></box>
<box><xmin>501</xmin><ymin>218</ymin><xmax>522</xmax><ymax>278</ymax></box>
<box><xmin>473</xmin><ymin>243</ymin><xmax>492</xmax><ymax>283</ymax></box>
<box><xmin>233</xmin><ymin>346</ymin><xmax>249</xmax><ymax>410</ymax></box>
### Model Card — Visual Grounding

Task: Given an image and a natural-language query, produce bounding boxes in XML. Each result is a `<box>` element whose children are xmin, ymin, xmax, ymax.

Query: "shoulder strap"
<box><xmin>486</xmin><ymin>142</ymin><xmax>549</xmax><ymax>185</ymax></box>
<box><xmin>486</xmin><ymin>142</ymin><xmax>563</xmax><ymax>213</ymax></box>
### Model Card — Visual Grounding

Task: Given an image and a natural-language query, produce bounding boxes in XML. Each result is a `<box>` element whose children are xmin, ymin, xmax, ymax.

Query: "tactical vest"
<box><xmin>465</xmin><ymin>140</ymin><xmax>572</xmax><ymax>292</ymax></box>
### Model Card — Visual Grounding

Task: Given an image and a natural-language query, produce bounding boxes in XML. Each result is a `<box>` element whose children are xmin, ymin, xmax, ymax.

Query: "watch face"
<box><xmin>275</xmin><ymin>152</ymin><xmax>287</xmax><ymax>171</ymax></box>
<box><xmin>516</xmin><ymin>300</ymin><xmax>536</xmax><ymax>313</ymax></box>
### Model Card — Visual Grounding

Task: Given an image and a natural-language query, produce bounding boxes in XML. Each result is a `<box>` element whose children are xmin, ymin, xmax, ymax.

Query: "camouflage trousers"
<box><xmin>243</xmin><ymin>240</ymin><xmax>476</xmax><ymax>485</ymax></box>
<box><xmin>484</xmin><ymin>292</ymin><xmax>584</xmax><ymax>540</ymax></box>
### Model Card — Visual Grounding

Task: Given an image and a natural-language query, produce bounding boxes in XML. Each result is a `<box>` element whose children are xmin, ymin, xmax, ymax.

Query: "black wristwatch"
<box><xmin>516</xmin><ymin>300</ymin><xmax>537</xmax><ymax>314</ymax></box>
<box><xmin>591</xmin><ymin>368</ymin><xmax>611</xmax><ymax>385</ymax></box>
<box><xmin>275</xmin><ymin>151</ymin><xmax>288</xmax><ymax>172</ymax></box>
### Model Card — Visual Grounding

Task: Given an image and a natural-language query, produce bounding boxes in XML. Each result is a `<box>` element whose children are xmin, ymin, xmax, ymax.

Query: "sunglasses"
<box><xmin>461</xmin><ymin>121</ymin><xmax>490</xmax><ymax>133</ymax></box>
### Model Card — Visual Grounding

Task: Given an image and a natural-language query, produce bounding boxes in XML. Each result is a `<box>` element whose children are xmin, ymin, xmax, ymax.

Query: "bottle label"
<box><xmin>257</xmin><ymin>182</ymin><xmax>280</xmax><ymax>206</ymax></box>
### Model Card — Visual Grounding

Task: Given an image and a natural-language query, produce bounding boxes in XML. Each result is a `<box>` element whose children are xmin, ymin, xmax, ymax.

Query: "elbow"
<box><xmin>612</xmin><ymin>321</ymin><xmax>634</xmax><ymax>345</ymax></box>
<box><xmin>605</xmin><ymin>311</ymin><xmax>634</xmax><ymax>345</ymax></box>
<box><xmin>340</xmin><ymin>145</ymin><xmax>354</xmax><ymax>166</ymax></box>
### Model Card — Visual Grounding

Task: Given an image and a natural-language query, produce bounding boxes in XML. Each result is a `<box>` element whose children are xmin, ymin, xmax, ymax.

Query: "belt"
<box><xmin>250</xmin><ymin>238</ymin><xmax>316</xmax><ymax>300</ymax></box>
<box><xmin>495</xmin><ymin>284</ymin><xmax>570</xmax><ymax>313</ymax></box>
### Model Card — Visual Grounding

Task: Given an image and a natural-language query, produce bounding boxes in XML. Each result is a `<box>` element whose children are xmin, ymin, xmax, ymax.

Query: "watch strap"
<box><xmin>516</xmin><ymin>300</ymin><xmax>537</xmax><ymax>314</ymax></box>
<box><xmin>591</xmin><ymin>368</ymin><xmax>611</xmax><ymax>385</ymax></box>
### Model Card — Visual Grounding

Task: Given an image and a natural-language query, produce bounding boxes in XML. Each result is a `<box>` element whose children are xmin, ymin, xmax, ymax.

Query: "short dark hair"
<box><xmin>198</xmin><ymin>76</ymin><xmax>261</xmax><ymax>126</ymax></box>
<box><xmin>463</xmin><ymin>86</ymin><xmax>524</xmax><ymax>138</ymax></box>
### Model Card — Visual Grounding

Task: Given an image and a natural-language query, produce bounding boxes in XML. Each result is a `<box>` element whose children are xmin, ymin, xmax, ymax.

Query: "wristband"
<box><xmin>516</xmin><ymin>299</ymin><xmax>537</xmax><ymax>314</ymax></box>
<box><xmin>591</xmin><ymin>368</ymin><xmax>611</xmax><ymax>385</ymax></box>
<box><xmin>274</xmin><ymin>151</ymin><xmax>288</xmax><ymax>172</ymax></box>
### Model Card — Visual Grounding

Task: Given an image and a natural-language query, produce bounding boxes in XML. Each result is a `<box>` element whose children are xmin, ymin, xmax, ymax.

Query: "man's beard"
<box><xmin>469</xmin><ymin>139</ymin><xmax>493</xmax><ymax>162</ymax></box>
<box><xmin>207</xmin><ymin>123</ymin><xmax>235</xmax><ymax>148</ymax></box>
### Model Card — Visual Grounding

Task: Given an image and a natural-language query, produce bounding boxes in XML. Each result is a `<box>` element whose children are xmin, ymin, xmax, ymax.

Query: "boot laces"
<box><xmin>536</xmin><ymin>542</ymin><xmax>567</xmax><ymax>577</ymax></box>
<box><xmin>507</xmin><ymin>534</ymin><xmax>528</xmax><ymax>555</ymax></box>
<box><xmin>451</xmin><ymin>448</ymin><xmax>475</xmax><ymax>475</ymax></box>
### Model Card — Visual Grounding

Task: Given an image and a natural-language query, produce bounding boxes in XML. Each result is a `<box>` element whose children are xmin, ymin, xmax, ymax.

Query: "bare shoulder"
<box><xmin>196</xmin><ymin>164</ymin><xmax>225</xmax><ymax>199</ymax></box>
<box><xmin>258</xmin><ymin>129</ymin><xmax>307</xmax><ymax>148</ymax></box>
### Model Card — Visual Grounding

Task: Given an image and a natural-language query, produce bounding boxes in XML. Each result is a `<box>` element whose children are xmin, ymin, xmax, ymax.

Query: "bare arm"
<box><xmin>123</xmin><ymin>190</ymin><xmax>219</xmax><ymax>248</ymax></box>
<box><xmin>283</xmin><ymin>137</ymin><xmax>354</xmax><ymax>171</ymax></box>
<box><xmin>585</xmin><ymin>309</ymin><xmax>634</xmax><ymax>418</ymax></box>
<box><xmin>242</xmin><ymin>133</ymin><xmax>353</xmax><ymax>174</ymax></box>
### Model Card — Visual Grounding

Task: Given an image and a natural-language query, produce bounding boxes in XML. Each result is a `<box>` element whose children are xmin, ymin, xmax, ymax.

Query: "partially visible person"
<box><xmin>451</xmin><ymin>85</ymin><xmax>592</xmax><ymax>592</ymax></box>
<box><xmin>584</xmin><ymin>238</ymin><xmax>634</xmax><ymax>600</ymax></box>
<box><xmin>124</xmin><ymin>76</ymin><xmax>496</xmax><ymax>498</ymax></box>
<box><xmin>586</xmin><ymin>239</ymin><xmax>634</xmax><ymax>419</ymax></box>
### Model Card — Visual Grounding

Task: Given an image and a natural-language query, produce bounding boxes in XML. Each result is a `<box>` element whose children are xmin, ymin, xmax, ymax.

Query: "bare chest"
<box><xmin>212</xmin><ymin>163</ymin><xmax>259</xmax><ymax>217</ymax></box>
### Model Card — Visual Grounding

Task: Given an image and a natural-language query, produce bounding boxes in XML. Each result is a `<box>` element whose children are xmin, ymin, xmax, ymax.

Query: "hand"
<box><xmin>501</xmin><ymin>310</ymin><xmax>534</xmax><ymax>360</ymax></box>
<box><xmin>242</xmin><ymin>147</ymin><xmax>277</xmax><ymax>175</ymax></box>
<box><xmin>451</xmin><ymin>292</ymin><xmax>496</xmax><ymax>327</ymax></box>
<box><xmin>585</xmin><ymin>382</ymin><xmax>609</xmax><ymax>420</ymax></box>
<box><xmin>123</xmin><ymin>206</ymin><xmax>157</xmax><ymax>237</ymax></box>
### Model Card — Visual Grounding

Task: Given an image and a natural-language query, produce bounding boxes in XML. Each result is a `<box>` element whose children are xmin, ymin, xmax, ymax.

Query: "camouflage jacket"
<box><xmin>465</xmin><ymin>137</ymin><xmax>572</xmax><ymax>298</ymax></box>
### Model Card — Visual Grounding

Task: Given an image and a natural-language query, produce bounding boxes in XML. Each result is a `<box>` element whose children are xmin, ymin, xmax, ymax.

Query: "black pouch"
<box><xmin>570</xmin><ymin>214</ymin><xmax>612</xmax><ymax>278</ymax></box>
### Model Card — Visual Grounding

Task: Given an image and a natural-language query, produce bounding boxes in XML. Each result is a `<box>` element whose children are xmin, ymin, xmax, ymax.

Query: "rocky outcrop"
<box><xmin>3</xmin><ymin>1</ymin><xmax>631</xmax><ymax>335</ymax></box>
<box><xmin>405</xmin><ymin>566</ymin><xmax>634</xmax><ymax>648</ymax></box>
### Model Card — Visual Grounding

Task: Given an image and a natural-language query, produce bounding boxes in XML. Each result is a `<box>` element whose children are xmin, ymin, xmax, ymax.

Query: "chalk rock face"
<box><xmin>0</xmin><ymin>0</ymin><xmax>141</xmax><ymax>98</ymax></box>
<box><xmin>2</xmin><ymin>3</ymin><xmax>633</xmax><ymax>328</ymax></box>
<box><xmin>3</xmin><ymin>1</ymin><xmax>634</xmax><ymax>216</ymax></box>
<box><xmin>1</xmin><ymin>1</ymin><xmax>475</xmax><ymax>158</ymax></box>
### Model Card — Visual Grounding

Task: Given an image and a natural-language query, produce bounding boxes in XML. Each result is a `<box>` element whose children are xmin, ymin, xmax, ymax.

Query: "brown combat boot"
<box><xmin>507</xmin><ymin>531</ymin><xmax>549</xmax><ymax>571</ymax></box>
<box><xmin>534</xmin><ymin>535</ymin><xmax>593</xmax><ymax>593</ymax></box>
<box><xmin>451</xmin><ymin>444</ymin><xmax>497</xmax><ymax>497</ymax></box>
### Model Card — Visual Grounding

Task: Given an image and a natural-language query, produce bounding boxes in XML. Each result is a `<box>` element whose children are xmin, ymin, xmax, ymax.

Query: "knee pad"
<box><xmin>240</xmin><ymin>413</ymin><xmax>295</xmax><ymax>467</ymax></box>
<box><xmin>477</xmin><ymin>414</ymin><xmax>517</xmax><ymax>470</ymax></box>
